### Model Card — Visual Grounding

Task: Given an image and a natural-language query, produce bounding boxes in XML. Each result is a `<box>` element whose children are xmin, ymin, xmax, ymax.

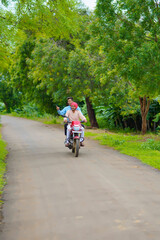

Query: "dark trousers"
<box><xmin>64</xmin><ymin>123</ymin><xmax>68</xmax><ymax>135</ymax></box>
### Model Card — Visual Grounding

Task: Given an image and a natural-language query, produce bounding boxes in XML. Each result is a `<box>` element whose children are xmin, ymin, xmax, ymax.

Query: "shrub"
<box><xmin>141</xmin><ymin>139</ymin><xmax>160</xmax><ymax>151</ymax></box>
<box><xmin>0</xmin><ymin>103</ymin><xmax>5</xmax><ymax>112</ymax></box>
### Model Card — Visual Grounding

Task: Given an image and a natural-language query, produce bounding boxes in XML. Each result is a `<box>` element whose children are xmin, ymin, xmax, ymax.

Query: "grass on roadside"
<box><xmin>9</xmin><ymin>112</ymin><xmax>63</xmax><ymax>125</ymax></box>
<box><xmin>0</xmin><ymin>124</ymin><xmax>7</xmax><ymax>205</ymax></box>
<box><xmin>85</xmin><ymin>131</ymin><xmax>160</xmax><ymax>170</ymax></box>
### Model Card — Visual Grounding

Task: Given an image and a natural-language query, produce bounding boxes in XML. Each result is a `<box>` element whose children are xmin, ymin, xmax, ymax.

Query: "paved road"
<box><xmin>0</xmin><ymin>116</ymin><xmax>160</xmax><ymax>240</ymax></box>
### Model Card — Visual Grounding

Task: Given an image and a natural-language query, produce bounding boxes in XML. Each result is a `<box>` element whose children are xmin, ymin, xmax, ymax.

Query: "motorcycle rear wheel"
<box><xmin>75</xmin><ymin>139</ymin><xmax>80</xmax><ymax>157</ymax></box>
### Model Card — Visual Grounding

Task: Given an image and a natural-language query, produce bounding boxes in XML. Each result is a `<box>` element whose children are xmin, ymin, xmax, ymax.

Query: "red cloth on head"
<box><xmin>71</xmin><ymin>102</ymin><xmax>78</xmax><ymax>109</ymax></box>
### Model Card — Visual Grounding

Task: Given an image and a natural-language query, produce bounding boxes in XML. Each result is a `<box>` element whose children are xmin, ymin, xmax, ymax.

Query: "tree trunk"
<box><xmin>133</xmin><ymin>116</ymin><xmax>138</xmax><ymax>132</ymax></box>
<box><xmin>139</xmin><ymin>96</ymin><xmax>150</xmax><ymax>135</ymax></box>
<box><xmin>123</xmin><ymin>120</ymin><xmax>127</xmax><ymax>128</ymax></box>
<box><xmin>85</xmin><ymin>97</ymin><xmax>99</xmax><ymax>128</ymax></box>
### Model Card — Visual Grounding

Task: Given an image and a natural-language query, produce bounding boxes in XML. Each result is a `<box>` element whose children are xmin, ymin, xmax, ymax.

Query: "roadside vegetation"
<box><xmin>86</xmin><ymin>131</ymin><xmax>160</xmax><ymax>170</ymax></box>
<box><xmin>9</xmin><ymin>112</ymin><xmax>62</xmax><ymax>125</ymax></box>
<box><xmin>0</xmin><ymin>123</ymin><xmax>7</xmax><ymax>205</ymax></box>
<box><xmin>0</xmin><ymin>103</ymin><xmax>62</xmax><ymax>125</ymax></box>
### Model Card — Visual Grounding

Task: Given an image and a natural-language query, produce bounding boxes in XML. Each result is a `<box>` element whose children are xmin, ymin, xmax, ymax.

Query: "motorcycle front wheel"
<box><xmin>72</xmin><ymin>147</ymin><xmax>75</xmax><ymax>153</ymax></box>
<box><xmin>75</xmin><ymin>139</ymin><xmax>80</xmax><ymax>157</ymax></box>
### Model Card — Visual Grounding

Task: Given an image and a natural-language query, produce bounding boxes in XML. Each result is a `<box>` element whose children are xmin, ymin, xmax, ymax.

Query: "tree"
<box><xmin>10</xmin><ymin>38</ymin><xmax>71</xmax><ymax>112</ymax></box>
<box><xmin>66</xmin><ymin>13</ymin><xmax>107</xmax><ymax>128</ymax></box>
<box><xmin>26</xmin><ymin>39</ymin><xmax>69</xmax><ymax>111</ymax></box>
<box><xmin>0</xmin><ymin>71</ymin><xmax>22</xmax><ymax>112</ymax></box>
<box><xmin>0</xmin><ymin>0</ymin><xmax>89</xmax><ymax>113</ymax></box>
<box><xmin>0</xmin><ymin>8</ymin><xmax>15</xmax><ymax>72</ymax></box>
<box><xmin>67</xmin><ymin>48</ymin><xmax>99</xmax><ymax>127</ymax></box>
<box><xmin>10</xmin><ymin>38</ymin><xmax>35</xmax><ymax>94</ymax></box>
<box><xmin>96</xmin><ymin>0</ymin><xmax>160</xmax><ymax>134</ymax></box>
<box><xmin>1</xmin><ymin>0</ymin><xmax>82</xmax><ymax>40</ymax></box>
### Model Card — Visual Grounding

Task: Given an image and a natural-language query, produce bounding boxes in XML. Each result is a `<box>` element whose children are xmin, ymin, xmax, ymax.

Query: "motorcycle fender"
<box><xmin>74</xmin><ymin>136</ymin><xmax>80</xmax><ymax>139</ymax></box>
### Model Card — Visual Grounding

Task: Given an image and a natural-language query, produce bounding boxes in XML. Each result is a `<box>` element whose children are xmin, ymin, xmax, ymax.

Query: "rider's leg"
<box><xmin>64</xmin><ymin>123</ymin><xmax>67</xmax><ymax>135</ymax></box>
<box><xmin>64</xmin><ymin>123</ymin><xmax>68</xmax><ymax>143</ymax></box>
<box><xmin>80</xmin><ymin>127</ymin><xmax>84</xmax><ymax>142</ymax></box>
<box><xmin>66</xmin><ymin>125</ymin><xmax>71</xmax><ymax>143</ymax></box>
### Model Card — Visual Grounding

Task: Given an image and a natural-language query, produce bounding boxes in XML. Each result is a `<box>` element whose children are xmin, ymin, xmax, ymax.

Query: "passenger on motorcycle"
<box><xmin>56</xmin><ymin>97</ymin><xmax>82</xmax><ymax>115</ymax></box>
<box><xmin>56</xmin><ymin>97</ymin><xmax>82</xmax><ymax>135</ymax></box>
<box><xmin>64</xmin><ymin>102</ymin><xmax>87</xmax><ymax>147</ymax></box>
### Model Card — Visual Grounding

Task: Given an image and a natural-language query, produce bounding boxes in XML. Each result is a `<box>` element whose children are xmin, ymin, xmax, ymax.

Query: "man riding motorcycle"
<box><xmin>64</xmin><ymin>102</ymin><xmax>87</xmax><ymax>147</ymax></box>
<box><xmin>56</xmin><ymin>97</ymin><xmax>82</xmax><ymax>115</ymax></box>
<box><xmin>56</xmin><ymin>97</ymin><xmax>82</xmax><ymax>136</ymax></box>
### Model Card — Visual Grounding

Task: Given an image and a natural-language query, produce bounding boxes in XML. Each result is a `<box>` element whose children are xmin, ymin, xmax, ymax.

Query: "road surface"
<box><xmin>0</xmin><ymin>115</ymin><xmax>160</xmax><ymax>240</ymax></box>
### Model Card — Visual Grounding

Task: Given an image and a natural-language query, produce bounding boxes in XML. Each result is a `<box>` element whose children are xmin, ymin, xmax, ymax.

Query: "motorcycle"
<box><xmin>67</xmin><ymin>120</ymin><xmax>85</xmax><ymax>157</ymax></box>
<box><xmin>61</xmin><ymin>115</ymin><xmax>84</xmax><ymax>157</ymax></box>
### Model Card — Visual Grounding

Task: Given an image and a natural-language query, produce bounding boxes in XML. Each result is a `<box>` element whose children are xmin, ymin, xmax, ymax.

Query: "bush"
<box><xmin>96</xmin><ymin>115</ymin><xmax>116</xmax><ymax>130</ymax></box>
<box><xmin>156</xmin><ymin>125</ymin><xmax>160</xmax><ymax>135</ymax></box>
<box><xmin>141</xmin><ymin>139</ymin><xmax>160</xmax><ymax>151</ymax></box>
<box><xmin>13</xmin><ymin>103</ymin><xmax>43</xmax><ymax>118</ymax></box>
<box><xmin>13</xmin><ymin>108</ymin><xmax>23</xmax><ymax>114</ymax></box>
<box><xmin>0</xmin><ymin>103</ymin><xmax>5</xmax><ymax>112</ymax></box>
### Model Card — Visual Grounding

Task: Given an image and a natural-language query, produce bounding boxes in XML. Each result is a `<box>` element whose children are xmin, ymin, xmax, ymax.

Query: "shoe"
<box><xmin>65</xmin><ymin>143</ymin><xmax>69</xmax><ymax>147</ymax></box>
<box><xmin>80</xmin><ymin>142</ymin><xmax>84</xmax><ymax>147</ymax></box>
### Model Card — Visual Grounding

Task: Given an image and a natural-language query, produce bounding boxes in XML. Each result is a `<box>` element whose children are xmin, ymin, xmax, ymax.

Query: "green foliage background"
<box><xmin>0</xmin><ymin>0</ymin><xmax>160</xmax><ymax>132</ymax></box>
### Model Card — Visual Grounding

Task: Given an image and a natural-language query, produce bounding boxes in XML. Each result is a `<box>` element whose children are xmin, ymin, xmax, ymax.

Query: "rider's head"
<box><xmin>71</xmin><ymin>102</ymin><xmax>78</xmax><ymax>111</ymax></box>
<box><xmin>67</xmin><ymin>97</ymin><xmax>73</xmax><ymax>106</ymax></box>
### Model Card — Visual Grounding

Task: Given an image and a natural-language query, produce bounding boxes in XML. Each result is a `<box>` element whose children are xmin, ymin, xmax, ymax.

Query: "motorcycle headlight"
<box><xmin>73</xmin><ymin>126</ymin><xmax>80</xmax><ymax>131</ymax></box>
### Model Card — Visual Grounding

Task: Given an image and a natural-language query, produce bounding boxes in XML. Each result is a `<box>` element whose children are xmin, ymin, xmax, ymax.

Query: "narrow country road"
<box><xmin>1</xmin><ymin>115</ymin><xmax>160</xmax><ymax>240</ymax></box>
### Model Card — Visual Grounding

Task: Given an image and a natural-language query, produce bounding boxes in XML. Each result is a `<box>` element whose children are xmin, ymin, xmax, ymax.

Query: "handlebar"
<box><xmin>66</xmin><ymin>120</ymin><xmax>85</xmax><ymax>123</ymax></box>
<box><xmin>60</xmin><ymin>115</ymin><xmax>85</xmax><ymax>123</ymax></box>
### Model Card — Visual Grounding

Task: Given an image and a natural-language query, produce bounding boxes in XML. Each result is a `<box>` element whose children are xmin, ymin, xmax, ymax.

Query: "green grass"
<box><xmin>9</xmin><ymin>112</ymin><xmax>63</xmax><ymax>125</ymax></box>
<box><xmin>0</xmin><ymin>124</ymin><xmax>7</xmax><ymax>204</ymax></box>
<box><xmin>85</xmin><ymin>131</ymin><xmax>160</xmax><ymax>170</ymax></box>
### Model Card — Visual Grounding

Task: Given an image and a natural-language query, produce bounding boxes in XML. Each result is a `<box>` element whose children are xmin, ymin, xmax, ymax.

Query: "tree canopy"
<box><xmin>96</xmin><ymin>0</ymin><xmax>160</xmax><ymax>133</ymax></box>
<box><xmin>0</xmin><ymin>0</ymin><xmax>160</xmax><ymax>133</ymax></box>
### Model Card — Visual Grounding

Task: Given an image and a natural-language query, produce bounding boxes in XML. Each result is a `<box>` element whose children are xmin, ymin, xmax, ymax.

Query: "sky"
<box><xmin>81</xmin><ymin>0</ymin><xmax>97</xmax><ymax>10</ymax></box>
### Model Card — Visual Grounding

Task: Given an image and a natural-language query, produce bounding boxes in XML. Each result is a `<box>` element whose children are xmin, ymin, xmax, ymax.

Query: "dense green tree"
<box><xmin>96</xmin><ymin>0</ymin><xmax>160</xmax><ymax>134</ymax></box>
<box><xmin>0</xmin><ymin>71</ymin><xmax>22</xmax><ymax>112</ymax></box>
<box><xmin>67</xmin><ymin>47</ymin><xmax>100</xmax><ymax>127</ymax></box>
<box><xmin>10</xmin><ymin>38</ymin><xmax>35</xmax><ymax>95</ymax></box>
<box><xmin>0</xmin><ymin>8</ymin><xmax>14</xmax><ymax>72</ymax></box>
<box><xmin>26</xmin><ymin>39</ymin><xmax>69</xmax><ymax>111</ymax></box>
<box><xmin>66</xmin><ymin>14</ymin><xmax>106</xmax><ymax>127</ymax></box>
<box><xmin>9</xmin><ymin>38</ymin><xmax>71</xmax><ymax>112</ymax></box>
<box><xmin>0</xmin><ymin>0</ymin><xmax>90</xmax><ymax>113</ymax></box>
<box><xmin>1</xmin><ymin>0</ymin><xmax>82</xmax><ymax>40</ymax></box>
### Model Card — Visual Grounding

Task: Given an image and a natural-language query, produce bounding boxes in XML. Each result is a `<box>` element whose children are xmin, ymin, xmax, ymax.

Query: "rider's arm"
<box><xmin>57</xmin><ymin>106</ymin><xmax>68</xmax><ymax>116</ymax></box>
<box><xmin>64</xmin><ymin>110</ymin><xmax>70</xmax><ymax>122</ymax></box>
<box><xmin>78</xmin><ymin>112</ymin><xmax>87</xmax><ymax>122</ymax></box>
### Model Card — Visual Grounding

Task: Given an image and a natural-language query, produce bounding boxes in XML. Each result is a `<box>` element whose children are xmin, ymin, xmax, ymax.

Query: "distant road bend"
<box><xmin>1</xmin><ymin>115</ymin><xmax>160</xmax><ymax>240</ymax></box>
